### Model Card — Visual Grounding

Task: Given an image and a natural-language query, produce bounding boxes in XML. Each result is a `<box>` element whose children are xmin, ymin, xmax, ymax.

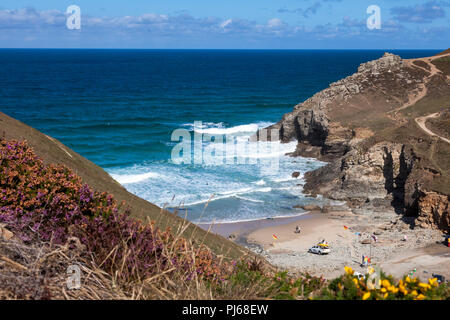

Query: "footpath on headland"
<box><xmin>415</xmin><ymin>113</ymin><xmax>450</xmax><ymax>144</ymax></box>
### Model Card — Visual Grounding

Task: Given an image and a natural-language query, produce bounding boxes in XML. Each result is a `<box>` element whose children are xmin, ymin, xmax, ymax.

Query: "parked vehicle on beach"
<box><xmin>308</xmin><ymin>245</ymin><xmax>330</xmax><ymax>255</ymax></box>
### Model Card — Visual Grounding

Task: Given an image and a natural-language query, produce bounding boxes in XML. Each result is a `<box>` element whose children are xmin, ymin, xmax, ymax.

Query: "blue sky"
<box><xmin>0</xmin><ymin>0</ymin><xmax>448</xmax><ymax>48</ymax></box>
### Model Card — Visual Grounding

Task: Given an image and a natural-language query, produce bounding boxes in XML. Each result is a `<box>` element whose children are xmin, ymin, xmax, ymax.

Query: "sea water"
<box><xmin>0</xmin><ymin>49</ymin><xmax>439</xmax><ymax>223</ymax></box>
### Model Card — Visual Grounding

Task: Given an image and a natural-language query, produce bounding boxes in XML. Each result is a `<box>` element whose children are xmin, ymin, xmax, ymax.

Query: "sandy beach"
<box><xmin>198</xmin><ymin>208</ymin><xmax>449</xmax><ymax>280</ymax></box>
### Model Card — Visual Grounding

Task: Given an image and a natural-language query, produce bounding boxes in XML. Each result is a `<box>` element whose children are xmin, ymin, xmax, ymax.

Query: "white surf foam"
<box><xmin>253</xmin><ymin>179</ymin><xmax>266</xmax><ymax>185</ymax></box>
<box><xmin>195</xmin><ymin>124</ymin><xmax>259</xmax><ymax>135</ymax></box>
<box><xmin>110</xmin><ymin>172</ymin><xmax>159</xmax><ymax>184</ymax></box>
<box><xmin>190</xmin><ymin>121</ymin><xmax>274</xmax><ymax>135</ymax></box>
<box><xmin>234</xmin><ymin>195</ymin><xmax>265</xmax><ymax>203</ymax></box>
<box><xmin>270</xmin><ymin>173</ymin><xmax>300</xmax><ymax>183</ymax></box>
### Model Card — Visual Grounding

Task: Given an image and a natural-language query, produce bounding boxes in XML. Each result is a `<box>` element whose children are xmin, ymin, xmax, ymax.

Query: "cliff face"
<box><xmin>305</xmin><ymin>143</ymin><xmax>413</xmax><ymax>200</ymax></box>
<box><xmin>417</xmin><ymin>191</ymin><xmax>450</xmax><ymax>231</ymax></box>
<box><xmin>264</xmin><ymin>51</ymin><xmax>450</xmax><ymax>232</ymax></box>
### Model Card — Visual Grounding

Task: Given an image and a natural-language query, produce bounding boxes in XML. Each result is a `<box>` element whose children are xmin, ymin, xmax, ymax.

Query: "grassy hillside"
<box><xmin>0</xmin><ymin>112</ymin><xmax>249</xmax><ymax>260</ymax></box>
<box><xmin>426</xmin><ymin>110</ymin><xmax>450</xmax><ymax>140</ymax></box>
<box><xmin>432</xmin><ymin>56</ymin><xmax>450</xmax><ymax>76</ymax></box>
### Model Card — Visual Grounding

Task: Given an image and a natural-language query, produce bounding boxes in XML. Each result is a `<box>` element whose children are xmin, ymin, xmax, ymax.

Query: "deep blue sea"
<box><xmin>0</xmin><ymin>49</ymin><xmax>439</xmax><ymax>223</ymax></box>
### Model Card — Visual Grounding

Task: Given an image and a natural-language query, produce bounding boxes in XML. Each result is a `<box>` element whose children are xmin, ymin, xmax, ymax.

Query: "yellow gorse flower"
<box><xmin>429</xmin><ymin>278</ymin><xmax>438</xmax><ymax>286</ymax></box>
<box><xmin>345</xmin><ymin>266</ymin><xmax>354</xmax><ymax>275</ymax></box>
<box><xmin>416</xmin><ymin>294</ymin><xmax>426</xmax><ymax>300</ymax></box>
<box><xmin>382</xmin><ymin>279</ymin><xmax>391</xmax><ymax>288</ymax></box>
<box><xmin>362</xmin><ymin>292</ymin><xmax>371</xmax><ymax>300</ymax></box>
<box><xmin>399</xmin><ymin>286</ymin><xmax>408</xmax><ymax>295</ymax></box>
<box><xmin>419</xmin><ymin>283</ymin><xmax>431</xmax><ymax>291</ymax></box>
<box><xmin>388</xmin><ymin>285</ymin><xmax>398</xmax><ymax>293</ymax></box>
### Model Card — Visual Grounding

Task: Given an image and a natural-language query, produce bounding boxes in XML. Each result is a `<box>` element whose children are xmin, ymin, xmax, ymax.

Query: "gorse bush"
<box><xmin>0</xmin><ymin>139</ymin><xmax>229</xmax><ymax>284</ymax></box>
<box><xmin>314</xmin><ymin>266</ymin><xmax>449</xmax><ymax>300</ymax></box>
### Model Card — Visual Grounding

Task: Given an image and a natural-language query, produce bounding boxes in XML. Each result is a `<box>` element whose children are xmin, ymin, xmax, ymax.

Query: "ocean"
<box><xmin>0</xmin><ymin>49</ymin><xmax>439</xmax><ymax>223</ymax></box>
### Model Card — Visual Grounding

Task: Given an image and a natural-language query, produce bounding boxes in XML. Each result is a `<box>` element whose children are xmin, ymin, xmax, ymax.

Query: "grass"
<box><xmin>426</xmin><ymin>110</ymin><xmax>450</xmax><ymax>140</ymax></box>
<box><xmin>0</xmin><ymin>239</ymin><xmax>130</xmax><ymax>300</ymax></box>
<box><xmin>432</xmin><ymin>56</ymin><xmax>450</xmax><ymax>76</ymax></box>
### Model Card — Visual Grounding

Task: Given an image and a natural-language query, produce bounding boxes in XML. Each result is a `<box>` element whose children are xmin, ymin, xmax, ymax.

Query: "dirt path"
<box><xmin>387</xmin><ymin>53</ymin><xmax>450</xmax><ymax>120</ymax></box>
<box><xmin>415</xmin><ymin>113</ymin><xmax>450</xmax><ymax>144</ymax></box>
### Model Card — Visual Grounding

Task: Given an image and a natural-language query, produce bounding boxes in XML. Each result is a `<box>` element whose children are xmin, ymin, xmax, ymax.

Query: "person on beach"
<box><xmin>295</xmin><ymin>225</ymin><xmax>301</xmax><ymax>234</ymax></box>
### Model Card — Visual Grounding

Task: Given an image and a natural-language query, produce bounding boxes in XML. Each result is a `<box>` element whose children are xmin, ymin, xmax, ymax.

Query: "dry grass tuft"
<box><xmin>0</xmin><ymin>238</ymin><xmax>130</xmax><ymax>300</ymax></box>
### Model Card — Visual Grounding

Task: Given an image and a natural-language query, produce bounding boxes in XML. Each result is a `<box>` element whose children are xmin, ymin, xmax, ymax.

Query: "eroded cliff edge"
<box><xmin>261</xmin><ymin>51</ymin><xmax>450</xmax><ymax>232</ymax></box>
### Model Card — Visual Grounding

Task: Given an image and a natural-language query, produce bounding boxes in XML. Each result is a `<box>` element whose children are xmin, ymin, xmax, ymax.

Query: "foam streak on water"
<box><xmin>108</xmin><ymin>121</ymin><xmax>326</xmax><ymax>223</ymax></box>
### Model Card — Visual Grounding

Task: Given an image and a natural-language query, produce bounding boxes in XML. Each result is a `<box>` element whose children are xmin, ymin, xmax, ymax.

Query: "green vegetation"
<box><xmin>314</xmin><ymin>267</ymin><xmax>449</xmax><ymax>300</ymax></box>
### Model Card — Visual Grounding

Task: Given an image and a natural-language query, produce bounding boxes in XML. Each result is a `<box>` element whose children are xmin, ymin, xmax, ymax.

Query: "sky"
<box><xmin>0</xmin><ymin>0</ymin><xmax>448</xmax><ymax>49</ymax></box>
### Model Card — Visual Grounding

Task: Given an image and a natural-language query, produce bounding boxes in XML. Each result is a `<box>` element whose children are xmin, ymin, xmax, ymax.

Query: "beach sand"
<box><xmin>246</xmin><ymin>212</ymin><xmax>347</xmax><ymax>252</ymax></box>
<box><xmin>197</xmin><ymin>209</ymin><xmax>449</xmax><ymax>280</ymax></box>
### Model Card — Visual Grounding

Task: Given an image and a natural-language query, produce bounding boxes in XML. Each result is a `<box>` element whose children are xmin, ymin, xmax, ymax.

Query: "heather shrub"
<box><xmin>214</xmin><ymin>260</ymin><xmax>326</xmax><ymax>300</ymax></box>
<box><xmin>0</xmin><ymin>139</ymin><xmax>229</xmax><ymax>285</ymax></box>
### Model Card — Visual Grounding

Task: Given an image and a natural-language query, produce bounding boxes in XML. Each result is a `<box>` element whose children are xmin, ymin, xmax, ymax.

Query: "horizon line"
<box><xmin>0</xmin><ymin>48</ymin><xmax>445</xmax><ymax>51</ymax></box>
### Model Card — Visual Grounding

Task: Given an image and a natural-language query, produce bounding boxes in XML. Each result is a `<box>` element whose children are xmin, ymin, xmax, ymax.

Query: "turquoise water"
<box><xmin>0</xmin><ymin>49</ymin><xmax>439</xmax><ymax>223</ymax></box>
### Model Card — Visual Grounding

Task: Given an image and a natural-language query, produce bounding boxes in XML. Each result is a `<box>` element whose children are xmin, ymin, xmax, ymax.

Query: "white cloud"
<box><xmin>0</xmin><ymin>7</ymin><xmax>447</xmax><ymax>48</ymax></box>
<box><xmin>267</xmin><ymin>18</ymin><xmax>282</xmax><ymax>28</ymax></box>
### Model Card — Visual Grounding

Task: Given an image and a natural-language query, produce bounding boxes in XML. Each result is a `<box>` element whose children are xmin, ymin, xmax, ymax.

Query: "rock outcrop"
<box><xmin>417</xmin><ymin>191</ymin><xmax>450</xmax><ymax>232</ymax></box>
<box><xmin>259</xmin><ymin>53</ymin><xmax>427</xmax><ymax>160</ymax></box>
<box><xmin>264</xmin><ymin>52</ymin><xmax>450</xmax><ymax>232</ymax></box>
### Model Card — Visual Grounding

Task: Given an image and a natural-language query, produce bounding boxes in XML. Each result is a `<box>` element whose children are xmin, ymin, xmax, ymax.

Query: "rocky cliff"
<box><xmin>263</xmin><ymin>53</ymin><xmax>428</xmax><ymax>159</ymax></box>
<box><xmin>263</xmin><ymin>51</ymin><xmax>450</xmax><ymax>232</ymax></box>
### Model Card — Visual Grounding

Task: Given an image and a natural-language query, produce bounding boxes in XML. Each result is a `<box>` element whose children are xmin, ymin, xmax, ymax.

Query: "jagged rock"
<box><xmin>416</xmin><ymin>191</ymin><xmax>449</xmax><ymax>232</ymax></box>
<box><xmin>292</xmin><ymin>171</ymin><xmax>300</xmax><ymax>178</ymax></box>
<box><xmin>304</xmin><ymin>140</ymin><xmax>430</xmax><ymax>220</ymax></box>
<box><xmin>294</xmin><ymin>204</ymin><xmax>321</xmax><ymax>211</ymax></box>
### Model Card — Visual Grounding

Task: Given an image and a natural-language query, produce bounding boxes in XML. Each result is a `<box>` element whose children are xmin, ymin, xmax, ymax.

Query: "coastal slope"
<box><xmin>261</xmin><ymin>50</ymin><xmax>450</xmax><ymax>232</ymax></box>
<box><xmin>0</xmin><ymin>112</ymin><xmax>250</xmax><ymax>259</ymax></box>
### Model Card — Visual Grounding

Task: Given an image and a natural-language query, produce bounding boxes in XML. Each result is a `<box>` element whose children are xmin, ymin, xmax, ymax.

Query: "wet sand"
<box><xmin>196</xmin><ymin>212</ymin><xmax>318</xmax><ymax>240</ymax></box>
